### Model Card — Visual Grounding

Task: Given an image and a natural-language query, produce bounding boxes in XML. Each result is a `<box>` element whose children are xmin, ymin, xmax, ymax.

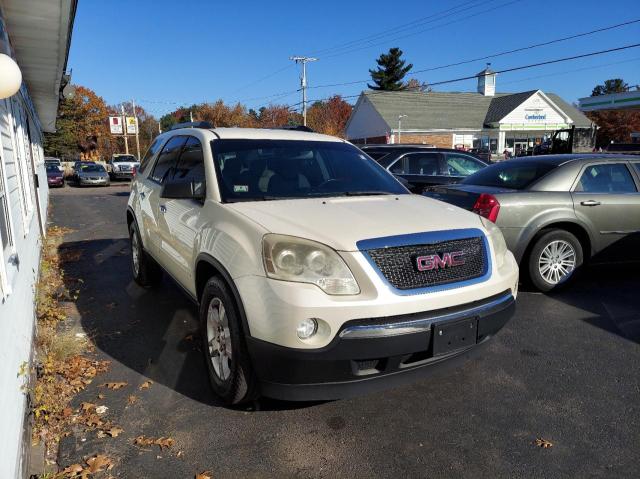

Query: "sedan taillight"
<box><xmin>472</xmin><ymin>193</ymin><xmax>500</xmax><ymax>222</ymax></box>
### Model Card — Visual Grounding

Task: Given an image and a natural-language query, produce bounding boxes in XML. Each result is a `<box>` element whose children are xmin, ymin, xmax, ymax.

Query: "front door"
<box><xmin>572</xmin><ymin>162</ymin><xmax>640</xmax><ymax>262</ymax></box>
<box><xmin>156</xmin><ymin>136</ymin><xmax>206</xmax><ymax>289</ymax></box>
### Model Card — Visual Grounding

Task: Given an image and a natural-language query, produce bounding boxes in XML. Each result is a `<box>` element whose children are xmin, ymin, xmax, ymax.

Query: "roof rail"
<box><xmin>169</xmin><ymin>121</ymin><xmax>213</xmax><ymax>131</ymax></box>
<box><xmin>276</xmin><ymin>125</ymin><xmax>315</xmax><ymax>132</ymax></box>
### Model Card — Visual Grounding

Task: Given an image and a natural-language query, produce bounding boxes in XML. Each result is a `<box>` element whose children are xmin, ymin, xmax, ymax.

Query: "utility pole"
<box><xmin>290</xmin><ymin>56</ymin><xmax>318</xmax><ymax>126</ymax></box>
<box><xmin>120</xmin><ymin>104</ymin><xmax>129</xmax><ymax>154</ymax></box>
<box><xmin>398</xmin><ymin>114</ymin><xmax>407</xmax><ymax>143</ymax></box>
<box><xmin>131</xmin><ymin>99</ymin><xmax>141</xmax><ymax>160</ymax></box>
<box><xmin>190</xmin><ymin>110</ymin><xmax>194</xmax><ymax>122</ymax></box>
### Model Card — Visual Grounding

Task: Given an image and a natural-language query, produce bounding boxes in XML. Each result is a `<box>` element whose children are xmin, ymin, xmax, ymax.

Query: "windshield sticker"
<box><xmin>234</xmin><ymin>185</ymin><xmax>249</xmax><ymax>193</ymax></box>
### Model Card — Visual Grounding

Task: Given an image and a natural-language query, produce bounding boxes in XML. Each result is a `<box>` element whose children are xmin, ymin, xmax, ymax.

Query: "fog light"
<box><xmin>296</xmin><ymin>318</ymin><xmax>318</xmax><ymax>339</ymax></box>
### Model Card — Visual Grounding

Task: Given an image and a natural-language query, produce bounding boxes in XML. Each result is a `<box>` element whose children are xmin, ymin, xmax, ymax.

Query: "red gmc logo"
<box><xmin>416</xmin><ymin>251</ymin><xmax>465</xmax><ymax>271</ymax></box>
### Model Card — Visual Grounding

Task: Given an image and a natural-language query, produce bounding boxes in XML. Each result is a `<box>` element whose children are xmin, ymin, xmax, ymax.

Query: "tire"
<box><xmin>129</xmin><ymin>222</ymin><xmax>162</xmax><ymax>287</ymax></box>
<box><xmin>200</xmin><ymin>276</ymin><xmax>258</xmax><ymax>405</ymax></box>
<box><xmin>528</xmin><ymin>229</ymin><xmax>583</xmax><ymax>292</ymax></box>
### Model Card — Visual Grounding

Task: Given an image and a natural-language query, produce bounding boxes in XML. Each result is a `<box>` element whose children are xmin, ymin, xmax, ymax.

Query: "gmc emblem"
<box><xmin>416</xmin><ymin>251</ymin><xmax>465</xmax><ymax>271</ymax></box>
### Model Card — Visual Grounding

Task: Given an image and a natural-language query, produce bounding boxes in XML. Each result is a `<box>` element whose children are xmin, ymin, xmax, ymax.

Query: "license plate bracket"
<box><xmin>433</xmin><ymin>317</ymin><xmax>478</xmax><ymax>356</ymax></box>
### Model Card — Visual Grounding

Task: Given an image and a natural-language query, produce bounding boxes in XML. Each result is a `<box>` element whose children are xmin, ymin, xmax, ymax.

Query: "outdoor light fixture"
<box><xmin>0</xmin><ymin>53</ymin><xmax>21</xmax><ymax>99</ymax></box>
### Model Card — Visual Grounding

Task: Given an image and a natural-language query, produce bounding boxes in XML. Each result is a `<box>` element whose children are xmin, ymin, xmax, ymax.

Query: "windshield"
<box><xmin>461</xmin><ymin>161</ymin><xmax>557</xmax><ymax>189</ymax></box>
<box><xmin>79</xmin><ymin>164</ymin><xmax>105</xmax><ymax>173</ymax></box>
<box><xmin>211</xmin><ymin>139</ymin><xmax>408</xmax><ymax>202</ymax></box>
<box><xmin>113</xmin><ymin>155</ymin><xmax>136</xmax><ymax>163</ymax></box>
<box><xmin>46</xmin><ymin>165</ymin><xmax>60</xmax><ymax>173</ymax></box>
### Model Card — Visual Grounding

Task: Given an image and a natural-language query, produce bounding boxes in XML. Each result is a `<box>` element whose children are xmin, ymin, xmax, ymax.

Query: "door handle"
<box><xmin>159</xmin><ymin>204</ymin><xmax>167</xmax><ymax>213</ymax></box>
<box><xmin>580</xmin><ymin>200</ymin><xmax>601</xmax><ymax>206</ymax></box>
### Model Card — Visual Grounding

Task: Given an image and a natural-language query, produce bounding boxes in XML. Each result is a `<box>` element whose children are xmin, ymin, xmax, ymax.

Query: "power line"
<box><xmin>306</xmin><ymin>19</ymin><xmax>640</xmax><ymax>91</ymax></box>
<box><xmin>287</xmin><ymin>43</ymin><xmax>640</xmax><ymax>108</ymax></box>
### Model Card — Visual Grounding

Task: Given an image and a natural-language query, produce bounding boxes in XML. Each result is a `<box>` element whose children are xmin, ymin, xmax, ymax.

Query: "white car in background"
<box><xmin>108</xmin><ymin>154</ymin><xmax>139</xmax><ymax>180</ymax></box>
<box><xmin>126</xmin><ymin>123</ymin><xmax>519</xmax><ymax>404</ymax></box>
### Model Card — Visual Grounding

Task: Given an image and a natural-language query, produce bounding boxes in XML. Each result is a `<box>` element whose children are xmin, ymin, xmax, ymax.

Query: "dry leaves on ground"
<box><xmin>127</xmin><ymin>395</ymin><xmax>138</xmax><ymax>405</ymax></box>
<box><xmin>535</xmin><ymin>437</ymin><xmax>553</xmax><ymax>448</ymax></box>
<box><xmin>134</xmin><ymin>435</ymin><xmax>175</xmax><ymax>450</ymax></box>
<box><xmin>195</xmin><ymin>472</ymin><xmax>212</xmax><ymax>479</ymax></box>
<box><xmin>139</xmin><ymin>380</ymin><xmax>153</xmax><ymax>390</ymax></box>
<box><xmin>61</xmin><ymin>454</ymin><xmax>113</xmax><ymax>478</ymax></box>
<box><xmin>100</xmin><ymin>381</ymin><xmax>128</xmax><ymax>390</ymax></box>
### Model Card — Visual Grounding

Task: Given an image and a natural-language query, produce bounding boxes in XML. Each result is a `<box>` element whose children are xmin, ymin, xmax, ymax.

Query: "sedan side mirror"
<box><xmin>160</xmin><ymin>179</ymin><xmax>205</xmax><ymax>200</ymax></box>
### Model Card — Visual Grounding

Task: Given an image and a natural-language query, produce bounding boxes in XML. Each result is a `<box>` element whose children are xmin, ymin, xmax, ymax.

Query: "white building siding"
<box><xmin>0</xmin><ymin>93</ymin><xmax>48</xmax><ymax>479</ymax></box>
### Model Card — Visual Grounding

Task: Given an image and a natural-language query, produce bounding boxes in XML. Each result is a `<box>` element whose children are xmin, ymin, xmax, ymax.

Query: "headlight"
<box><xmin>480</xmin><ymin>216</ymin><xmax>508</xmax><ymax>268</ymax></box>
<box><xmin>262</xmin><ymin>234</ymin><xmax>360</xmax><ymax>295</ymax></box>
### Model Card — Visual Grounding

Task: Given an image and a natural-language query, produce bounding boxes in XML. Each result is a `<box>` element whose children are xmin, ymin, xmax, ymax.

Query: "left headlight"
<box><xmin>262</xmin><ymin>234</ymin><xmax>360</xmax><ymax>295</ymax></box>
<box><xmin>480</xmin><ymin>216</ymin><xmax>508</xmax><ymax>269</ymax></box>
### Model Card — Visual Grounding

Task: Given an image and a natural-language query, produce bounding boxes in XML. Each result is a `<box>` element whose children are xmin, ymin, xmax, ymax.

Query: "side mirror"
<box><xmin>0</xmin><ymin>54</ymin><xmax>22</xmax><ymax>99</ymax></box>
<box><xmin>160</xmin><ymin>179</ymin><xmax>205</xmax><ymax>200</ymax></box>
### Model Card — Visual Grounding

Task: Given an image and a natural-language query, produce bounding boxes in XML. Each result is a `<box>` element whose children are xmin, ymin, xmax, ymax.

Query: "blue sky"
<box><xmin>68</xmin><ymin>0</ymin><xmax>640</xmax><ymax>117</ymax></box>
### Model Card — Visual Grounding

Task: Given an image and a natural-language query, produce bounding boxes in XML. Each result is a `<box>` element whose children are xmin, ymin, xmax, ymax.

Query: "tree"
<box><xmin>306</xmin><ymin>95</ymin><xmax>352</xmax><ymax>137</ymax></box>
<box><xmin>44</xmin><ymin>85</ymin><xmax>110</xmax><ymax>160</ymax></box>
<box><xmin>591</xmin><ymin>78</ymin><xmax>629</xmax><ymax>96</ymax></box>
<box><xmin>404</xmin><ymin>78</ymin><xmax>431</xmax><ymax>93</ymax></box>
<box><xmin>368</xmin><ymin>48</ymin><xmax>413</xmax><ymax>91</ymax></box>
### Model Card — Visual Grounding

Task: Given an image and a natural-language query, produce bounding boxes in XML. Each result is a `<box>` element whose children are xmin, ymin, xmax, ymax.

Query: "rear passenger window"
<box><xmin>446</xmin><ymin>153</ymin><xmax>484</xmax><ymax>176</ymax></box>
<box><xmin>406</xmin><ymin>153</ymin><xmax>439</xmax><ymax>175</ymax></box>
<box><xmin>576</xmin><ymin>164</ymin><xmax>637</xmax><ymax>193</ymax></box>
<box><xmin>138</xmin><ymin>137</ymin><xmax>164</xmax><ymax>174</ymax></box>
<box><xmin>150</xmin><ymin>136</ymin><xmax>187</xmax><ymax>183</ymax></box>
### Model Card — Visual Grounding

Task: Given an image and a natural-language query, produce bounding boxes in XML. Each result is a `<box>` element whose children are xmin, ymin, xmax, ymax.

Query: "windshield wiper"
<box><xmin>343</xmin><ymin>191</ymin><xmax>395</xmax><ymax>196</ymax></box>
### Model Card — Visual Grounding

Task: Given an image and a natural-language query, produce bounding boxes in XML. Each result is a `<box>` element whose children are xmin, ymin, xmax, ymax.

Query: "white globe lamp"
<box><xmin>0</xmin><ymin>53</ymin><xmax>22</xmax><ymax>99</ymax></box>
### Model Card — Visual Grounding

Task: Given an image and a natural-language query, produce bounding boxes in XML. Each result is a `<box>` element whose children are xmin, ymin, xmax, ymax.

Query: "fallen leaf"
<box><xmin>97</xmin><ymin>431</ymin><xmax>107</xmax><ymax>438</ymax></box>
<box><xmin>106</xmin><ymin>427</ymin><xmax>123</xmax><ymax>437</ymax></box>
<box><xmin>139</xmin><ymin>380</ymin><xmax>153</xmax><ymax>390</ymax></box>
<box><xmin>101</xmin><ymin>382</ymin><xmax>128</xmax><ymax>390</ymax></box>
<box><xmin>134</xmin><ymin>435</ymin><xmax>175</xmax><ymax>450</ymax></box>
<box><xmin>62</xmin><ymin>463</ymin><xmax>84</xmax><ymax>475</ymax></box>
<box><xmin>196</xmin><ymin>471</ymin><xmax>212</xmax><ymax>479</ymax></box>
<box><xmin>81</xmin><ymin>402</ymin><xmax>96</xmax><ymax>412</ymax></box>
<box><xmin>62</xmin><ymin>407</ymin><xmax>73</xmax><ymax>417</ymax></box>
<box><xmin>535</xmin><ymin>437</ymin><xmax>553</xmax><ymax>448</ymax></box>
<box><xmin>156</xmin><ymin>437</ymin><xmax>175</xmax><ymax>449</ymax></box>
<box><xmin>86</xmin><ymin>454</ymin><xmax>113</xmax><ymax>473</ymax></box>
<box><xmin>97</xmin><ymin>394</ymin><xmax>105</xmax><ymax>399</ymax></box>
<box><xmin>95</xmin><ymin>405</ymin><xmax>108</xmax><ymax>415</ymax></box>
<box><xmin>134</xmin><ymin>435</ymin><xmax>155</xmax><ymax>447</ymax></box>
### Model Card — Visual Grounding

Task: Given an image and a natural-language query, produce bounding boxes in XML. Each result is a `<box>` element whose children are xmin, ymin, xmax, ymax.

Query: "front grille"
<box><xmin>365</xmin><ymin>237</ymin><xmax>486</xmax><ymax>290</ymax></box>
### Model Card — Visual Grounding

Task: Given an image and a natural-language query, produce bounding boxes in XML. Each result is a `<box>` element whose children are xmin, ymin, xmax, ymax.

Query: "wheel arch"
<box><xmin>195</xmin><ymin>253</ymin><xmax>252</xmax><ymax>338</ymax></box>
<box><xmin>522</xmin><ymin>220</ymin><xmax>592</xmax><ymax>266</ymax></box>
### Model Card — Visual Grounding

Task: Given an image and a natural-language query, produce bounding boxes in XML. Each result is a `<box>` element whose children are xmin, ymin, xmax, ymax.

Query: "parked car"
<box><xmin>45</xmin><ymin>157</ymin><xmax>63</xmax><ymax>172</ymax></box>
<box><xmin>73</xmin><ymin>160</ymin><xmax>96</xmax><ymax>171</ymax></box>
<box><xmin>73</xmin><ymin>163</ymin><xmax>110</xmax><ymax>187</ymax></box>
<box><xmin>424</xmin><ymin>154</ymin><xmax>640</xmax><ymax>292</ymax></box>
<box><xmin>360</xmin><ymin>145</ymin><xmax>488</xmax><ymax>193</ymax></box>
<box><xmin>46</xmin><ymin>164</ymin><xmax>64</xmax><ymax>188</ymax></box>
<box><xmin>127</xmin><ymin>123</ymin><xmax>518</xmax><ymax>404</ymax></box>
<box><xmin>108</xmin><ymin>154</ymin><xmax>139</xmax><ymax>180</ymax></box>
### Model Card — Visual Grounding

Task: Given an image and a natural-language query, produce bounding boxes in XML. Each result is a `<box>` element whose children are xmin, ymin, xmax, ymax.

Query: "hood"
<box><xmin>228</xmin><ymin>194</ymin><xmax>484</xmax><ymax>251</ymax></box>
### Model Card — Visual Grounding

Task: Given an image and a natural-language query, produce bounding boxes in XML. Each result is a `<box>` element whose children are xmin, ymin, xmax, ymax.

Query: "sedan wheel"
<box><xmin>538</xmin><ymin>240</ymin><xmax>576</xmax><ymax>285</ymax></box>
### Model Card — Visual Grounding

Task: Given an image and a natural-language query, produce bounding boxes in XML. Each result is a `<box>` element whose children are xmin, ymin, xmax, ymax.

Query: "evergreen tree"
<box><xmin>368</xmin><ymin>48</ymin><xmax>413</xmax><ymax>91</ymax></box>
<box><xmin>591</xmin><ymin>78</ymin><xmax>630</xmax><ymax>96</ymax></box>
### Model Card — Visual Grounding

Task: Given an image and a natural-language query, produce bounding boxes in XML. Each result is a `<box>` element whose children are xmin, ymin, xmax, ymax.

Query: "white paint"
<box><xmin>345</xmin><ymin>95</ymin><xmax>390</xmax><ymax>141</ymax></box>
<box><xmin>499</xmin><ymin>91</ymin><xmax>571</xmax><ymax>126</ymax></box>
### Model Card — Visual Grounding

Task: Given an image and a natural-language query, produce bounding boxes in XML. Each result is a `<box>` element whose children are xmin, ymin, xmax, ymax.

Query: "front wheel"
<box><xmin>200</xmin><ymin>276</ymin><xmax>258</xmax><ymax>405</ymax></box>
<box><xmin>528</xmin><ymin>229</ymin><xmax>583</xmax><ymax>292</ymax></box>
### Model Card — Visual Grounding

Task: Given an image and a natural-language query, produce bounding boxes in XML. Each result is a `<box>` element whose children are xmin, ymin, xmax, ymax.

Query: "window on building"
<box><xmin>150</xmin><ymin>136</ymin><xmax>187</xmax><ymax>184</ymax></box>
<box><xmin>575</xmin><ymin>164</ymin><xmax>637</xmax><ymax>193</ymax></box>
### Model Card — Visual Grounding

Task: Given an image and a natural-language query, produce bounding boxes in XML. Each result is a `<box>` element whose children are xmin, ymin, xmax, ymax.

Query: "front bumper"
<box><xmin>79</xmin><ymin>177</ymin><xmax>109</xmax><ymax>185</ymax></box>
<box><xmin>111</xmin><ymin>170</ymin><xmax>134</xmax><ymax>179</ymax></box>
<box><xmin>246</xmin><ymin>290</ymin><xmax>515</xmax><ymax>400</ymax></box>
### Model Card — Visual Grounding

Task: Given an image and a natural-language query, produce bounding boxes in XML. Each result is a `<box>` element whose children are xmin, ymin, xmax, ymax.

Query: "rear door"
<box><xmin>145</xmin><ymin>135</ymin><xmax>187</xmax><ymax>258</ymax></box>
<box><xmin>156</xmin><ymin>136</ymin><xmax>206</xmax><ymax>288</ymax></box>
<box><xmin>572</xmin><ymin>161</ymin><xmax>640</xmax><ymax>261</ymax></box>
<box><xmin>391</xmin><ymin>152</ymin><xmax>442</xmax><ymax>192</ymax></box>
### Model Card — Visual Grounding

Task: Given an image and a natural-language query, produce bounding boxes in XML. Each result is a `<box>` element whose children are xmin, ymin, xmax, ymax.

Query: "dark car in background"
<box><xmin>46</xmin><ymin>164</ymin><xmax>64</xmax><ymax>188</ymax></box>
<box><xmin>424</xmin><ymin>154</ymin><xmax>640</xmax><ymax>292</ymax></box>
<box><xmin>360</xmin><ymin>145</ymin><xmax>488</xmax><ymax>193</ymax></box>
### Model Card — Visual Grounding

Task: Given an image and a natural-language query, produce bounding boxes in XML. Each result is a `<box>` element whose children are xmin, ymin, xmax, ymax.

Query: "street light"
<box><xmin>397</xmin><ymin>114</ymin><xmax>407</xmax><ymax>144</ymax></box>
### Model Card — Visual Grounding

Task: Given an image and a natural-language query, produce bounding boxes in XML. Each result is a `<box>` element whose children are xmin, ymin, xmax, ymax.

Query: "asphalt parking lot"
<box><xmin>51</xmin><ymin>185</ymin><xmax>640</xmax><ymax>478</ymax></box>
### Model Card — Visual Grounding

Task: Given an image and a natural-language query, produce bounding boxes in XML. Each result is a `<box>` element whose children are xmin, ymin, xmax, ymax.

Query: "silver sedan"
<box><xmin>75</xmin><ymin>163</ymin><xmax>110</xmax><ymax>187</ymax></box>
<box><xmin>425</xmin><ymin>154</ymin><xmax>640</xmax><ymax>292</ymax></box>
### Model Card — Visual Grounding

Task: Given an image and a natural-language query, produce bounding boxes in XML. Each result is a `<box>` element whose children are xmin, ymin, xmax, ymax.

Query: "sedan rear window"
<box><xmin>461</xmin><ymin>161</ymin><xmax>556</xmax><ymax>189</ymax></box>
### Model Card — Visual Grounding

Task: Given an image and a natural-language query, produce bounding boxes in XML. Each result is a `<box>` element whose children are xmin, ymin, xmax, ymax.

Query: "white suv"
<box><xmin>127</xmin><ymin>123</ymin><xmax>519</xmax><ymax>404</ymax></box>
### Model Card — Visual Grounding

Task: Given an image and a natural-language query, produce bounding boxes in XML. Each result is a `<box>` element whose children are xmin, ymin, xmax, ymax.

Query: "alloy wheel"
<box><xmin>131</xmin><ymin>232</ymin><xmax>140</xmax><ymax>277</ymax></box>
<box><xmin>206</xmin><ymin>297</ymin><xmax>232</xmax><ymax>381</ymax></box>
<box><xmin>538</xmin><ymin>239</ymin><xmax>576</xmax><ymax>285</ymax></box>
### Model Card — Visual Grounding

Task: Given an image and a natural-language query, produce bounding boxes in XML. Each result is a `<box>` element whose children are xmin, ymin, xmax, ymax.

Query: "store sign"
<box><xmin>109</xmin><ymin>116</ymin><xmax>123</xmax><ymax>135</ymax></box>
<box><xmin>525</xmin><ymin>113</ymin><xmax>547</xmax><ymax>121</ymax></box>
<box><xmin>126</xmin><ymin>116</ymin><xmax>138</xmax><ymax>134</ymax></box>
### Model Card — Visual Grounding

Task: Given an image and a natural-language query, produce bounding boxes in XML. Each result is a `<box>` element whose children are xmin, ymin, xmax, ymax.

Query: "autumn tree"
<box><xmin>44</xmin><ymin>85</ymin><xmax>110</xmax><ymax>160</ymax></box>
<box><xmin>586</xmin><ymin>78</ymin><xmax>640</xmax><ymax>147</ymax></box>
<box><xmin>368</xmin><ymin>48</ymin><xmax>413</xmax><ymax>91</ymax></box>
<box><xmin>306</xmin><ymin>95</ymin><xmax>352</xmax><ymax>137</ymax></box>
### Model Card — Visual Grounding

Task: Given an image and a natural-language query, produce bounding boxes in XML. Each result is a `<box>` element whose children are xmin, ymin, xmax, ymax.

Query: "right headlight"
<box><xmin>480</xmin><ymin>216</ymin><xmax>508</xmax><ymax>269</ymax></box>
<box><xmin>262</xmin><ymin>234</ymin><xmax>360</xmax><ymax>295</ymax></box>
